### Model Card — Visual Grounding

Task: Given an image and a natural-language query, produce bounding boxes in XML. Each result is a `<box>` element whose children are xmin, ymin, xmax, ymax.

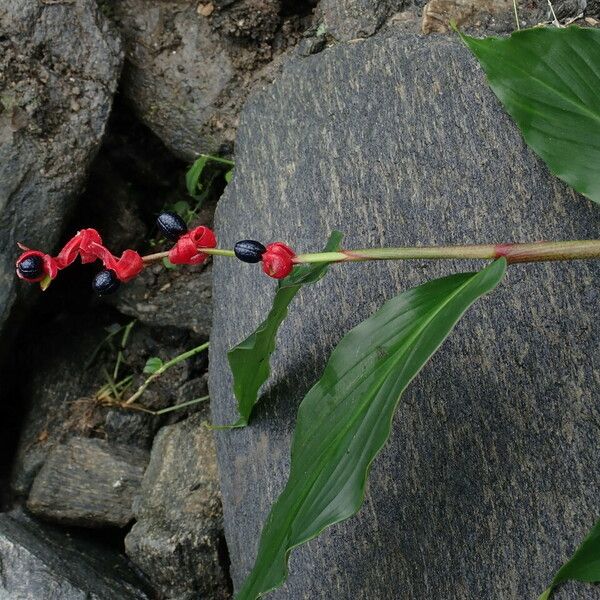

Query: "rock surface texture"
<box><xmin>209</xmin><ymin>32</ymin><xmax>600</xmax><ymax>599</ymax></box>
<box><xmin>27</xmin><ymin>437</ymin><xmax>148</xmax><ymax>528</ymax></box>
<box><xmin>0</xmin><ymin>0</ymin><xmax>122</xmax><ymax>349</ymax></box>
<box><xmin>317</xmin><ymin>0</ymin><xmax>404</xmax><ymax>39</ymax></box>
<box><xmin>110</xmin><ymin>0</ymin><xmax>310</xmax><ymax>160</ymax></box>
<box><xmin>0</xmin><ymin>510</ymin><xmax>152</xmax><ymax>599</ymax></box>
<box><xmin>113</xmin><ymin>263</ymin><xmax>213</xmax><ymax>336</ymax></box>
<box><xmin>125</xmin><ymin>411</ymin><xmax>230</xmax><ymax>599</ymax></box>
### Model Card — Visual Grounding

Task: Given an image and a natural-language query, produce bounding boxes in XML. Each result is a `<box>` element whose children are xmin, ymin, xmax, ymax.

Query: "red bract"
<box><xmin>89</xmin><ymin>243</ymin><xmax>144</xmax><ymax>282</ymax></box>
<box><xmin>15</xmin><ymin>248</ymin><xmax>59</xmax><ymax>282</ymax></box>
<box><xmin>261</xmin><ymin>242</ymin><xmax>296</xmax><ymax>279</ymax></box>
<box><xmin>168</xmin><ymin>226</ymin><xmax>217</xmax><ymax>265</ymax></box>
<box><xmin>55</xmin><ymin>228</ymin><xmax>103</xmax><ymax>268</ymax></box>
<box><xmin>113</xmin><ymin>250</ymin><xmax>144</xmax><ymax>282</ymax></box>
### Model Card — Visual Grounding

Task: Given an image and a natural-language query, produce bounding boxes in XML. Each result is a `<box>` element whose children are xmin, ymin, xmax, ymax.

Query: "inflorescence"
<box><xmin>15</xmin><ymin>212</ymin><xmax>296</xmax><ymax>294</ymax></box>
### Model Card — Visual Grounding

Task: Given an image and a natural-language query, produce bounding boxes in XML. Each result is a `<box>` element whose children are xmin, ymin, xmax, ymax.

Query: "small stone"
<box><xmin>108</xmin><ymin>265</ymin><xmax>213</xmax><ymax>336</ymax></box>
<box><xmin>198</xmin><ymin>2</ymin><xmax>215</xmax><ymax>16</ymax></box>
<box><xmin>421</xmin><ymin>0</ymin><xmax>510</xmax><ymax>33</ymax></box>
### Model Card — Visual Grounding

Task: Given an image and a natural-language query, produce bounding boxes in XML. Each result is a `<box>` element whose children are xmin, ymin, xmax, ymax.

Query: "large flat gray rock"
<box><xmin>209</xmin><ymin>32</ymin><xmax>600</xmax><ymax>598</ymax></box>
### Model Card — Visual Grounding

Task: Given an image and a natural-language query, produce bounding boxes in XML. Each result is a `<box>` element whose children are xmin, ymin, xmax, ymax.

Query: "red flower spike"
<box><xmin>15</xmin><ymin>249</ymin><xmax>59</xmax><ymax>282</ymax></box>
<box><xmin>168</xmin><ymin>226</ymin><xmax>217</xmax><ymax>265</ymax></box>
<box><xmin>261</xmin><ymin>242</ymin><xmax>296</xmax><ymax>279</ymax></box>
<box><xmin>89</xmin><ymin>243</ymin><xmax>144</xmax><ymax>282</ymax></box>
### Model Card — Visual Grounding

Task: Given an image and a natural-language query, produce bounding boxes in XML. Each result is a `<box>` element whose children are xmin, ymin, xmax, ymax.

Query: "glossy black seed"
<box><xmin>92</xmin><ymin>269</ymin><xmax>120</xmax><ymax>295</ymax></box>
<box><xmin>157</xmin><ymin>211</ymin><xmax>188</xmax><ymax>241</ymax></box>
<box><xmin>17</xmin><ymin>255</ymin><xmax>44</xmax><ymax>280</ymax></box>
<box><xmin>234</xmin><ymin>240</ymin><xmax>267</xmax><ymax>263</ymax></box>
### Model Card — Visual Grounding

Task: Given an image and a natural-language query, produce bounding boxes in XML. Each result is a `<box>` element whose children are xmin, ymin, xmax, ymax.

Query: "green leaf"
<box><xmin>186</xmin><ymin>155</ymin><xmax>209</xmax><ymax>198</ymax></box>
<box><xmin>461</xmin><ymin>26</ymin><xmax>600</xmax><ymax>204</ymax></box>
<box><xmin>39</xmin><ymin>274</ymin><xmax>52</xmax><ymax>291</ymax></box>
<box><xmin>224</xmin><ymin>168</ymin><xmax>234</xmax><ymax>184</ymax></box>
<box><xmin>186</xmin><ymin>154</ymin><xmax>234</xmax><ymax>197</ymax></box>
<box><xmin>162</xmin><ymin>257</ymin><xmax>177</xmax><ymax>270</ymax></box>
<box><xmin>170</xmin><ymin>200</ymin><xmax>191</xmax><ymax>218</ymax></box>
<box><xmin>538</xmin><ymin>518</ymin><xmax>600</xmax><ymax>600</ymax></box>
<box><xmin>226</xmin><ymin>231</ymin><xmax>343</xmax><ymax>427</ymax></box>
<box><xmin>237</xmin><ymin>259</ymin><xmax>507</xmax><ymax>600</ymax></box>
<box><xmin>143</xmin><ymin>357</ymin><xmax>163</xmax><ymax>374</ymax></box>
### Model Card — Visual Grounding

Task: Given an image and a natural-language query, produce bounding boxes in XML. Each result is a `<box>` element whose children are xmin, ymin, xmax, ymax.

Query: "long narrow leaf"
<box><xmin>237</xmin><ymin>258</ymin><xmax>507</xmax><ymax>599</ymax></box>
<box><xmin>227</xmin><ymin>231</ymin><xmax>343</xmax><ymax>427</ymax></box>
<box><xmin>539</xmin><ymin>518</ymin><xmax>600</xmax><ymax>600</ymax></box>
<box><xmin>461</xmin><ymin>27</ymin><xmax>600</xmax><ymax>204</ymax></box>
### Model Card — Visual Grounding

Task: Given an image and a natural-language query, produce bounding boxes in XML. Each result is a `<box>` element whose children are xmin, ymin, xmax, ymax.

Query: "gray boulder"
<box><xmin>209</xmin><ymin>32</ymin><xmax>600</xmax><ymax>599</ymax></box>
<box><xmin>125</xmin><ymin>411</ymin><xmax>230</xmax><ymax>599</ymax></box>
<box><xmin>109</xmin><ymin>0</ymin><xmax>313</xmax><ymax>160</ymax></box>
<box><xmin>110</xmin><ymin>0</ymin><xmax>235</xmax><ymax>160</ymax></box>
<box><xmin>0</xmin><ymin>510</ymin><xmax>152</xmax><ymax>599</ymax></box>
<box><xmin>27</xmin><ymin>437</ymin><xmax>149</xmax><ymax>528</ymax></box>
<box><xmin>0</xmin><ymin>0</ymin><xmax>122</xmax><ymax>350</ymax></box>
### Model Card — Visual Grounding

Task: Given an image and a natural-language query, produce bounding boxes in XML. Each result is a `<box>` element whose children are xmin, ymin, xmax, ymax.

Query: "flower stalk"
<box><xmin>143</xmin><ymin>239</ymin><xmax>600</xmax><ymax>266</ymax></box>
<box><xmin>123</xmin><ymin>341</ymin><xmax>209</xmax><ymax>405</ymax></box>
<box><xmin>293</xmin><ymin>240</ymin><xmax>600</xmax><ymax>264</ymax></box>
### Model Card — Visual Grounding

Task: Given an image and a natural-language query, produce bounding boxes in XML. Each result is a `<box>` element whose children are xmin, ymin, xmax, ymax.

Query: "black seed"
<box><xmin>157</xmin><ymin>211</ymin><xmax>188</xmax><ymax>241</ymax></box>
<box><xmin>92</xmin><ymin>269</ymin><xmax>120</xmax><ymax>295</ymax></box>
<box><xmin>234</xmin><ymin>240</ymin><xmax>267</xmax><ymax>263</ymax></box>
<box><xmin>17</xmin><ymin>255</ymin><xmax>44</xmax><ymax>280</ymax></box>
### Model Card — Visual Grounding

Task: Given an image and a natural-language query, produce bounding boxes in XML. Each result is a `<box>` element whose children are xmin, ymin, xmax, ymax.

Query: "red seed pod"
<box><xmin>55</xmin><ymin>228</ymin><xmax>103</xmax><ymax>268</ymax></box>
<box><xmin>168</xmin><ymin>226</ymin><xmax>217</xmax><ymax>265</ymax></box>
<box><xmin>89</xmin><ymin>243</ymin><xmax>144</xmax><ymax>282</ymax></box>
<box><xmin>15</xmin><ymin>248</ymin><xmax>59</xmax><ymax>282</ymax></box>
<box><xmin>261</xmin><ymin>242</ymin><xmax>296</xmax><ymax>279</ymax></box>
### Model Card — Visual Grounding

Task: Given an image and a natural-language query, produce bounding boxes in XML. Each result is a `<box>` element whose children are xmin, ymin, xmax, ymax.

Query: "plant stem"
<box><xmin>153</xmin><ymin>395</ymin><xmax>210</xmax><ymax>415</ymax></box>
<box><xmin>142</xmin><ymin>248</ymin><xmax>235</xmax><ymax>263</ymax></box>
<box><xmin>293</xmin><ymin>240</ymin><xmax>600</xmax><ymax>265</ymax></box>
<box><xmin>124</xmin><ymin>341</ymin><xmax>209</xmax><ymax>405</ymax></box>
<box><xmin>202</xmin><ymin>154</ymin><xmax>235</xmax><ymax>167</ymax></box>
<box><xmin>142</xmin><ymin>240</ymin><xmax>600</xmax><ymax>266</ymax></box>
<box><xmin>119</xmin><ymin>395</ymin><xmax>210</xmax><ymax>415</ymax></box>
